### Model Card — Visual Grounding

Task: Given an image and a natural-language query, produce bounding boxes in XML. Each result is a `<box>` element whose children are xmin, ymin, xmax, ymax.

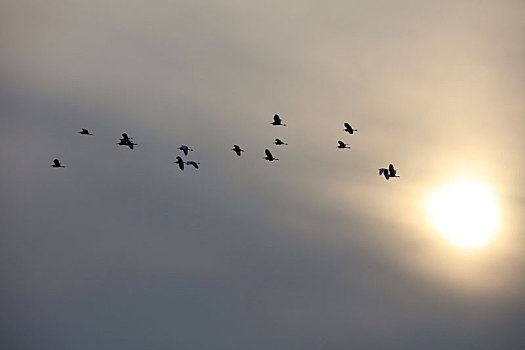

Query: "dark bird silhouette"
<box><xmin>79</xmin><ymin>128</ymin><xmax>93</xmax><ymax>135</ymax></box>
<box><xmin>274</xmin><ymin>138</ymin><xmax>288</xmax><ymax>145</ymax></box>
<box><xmin>270</xmin><ymin>114</ymin><xmax>286</xmax><ymax>126</ymax></box>
<box><xmin>264</xmin><ymin>149</ymin><xmax>278</xmax><ymax>161</ymax></box>
<box><xmin>379</xmin><ymin>164</ymin><xmax>400</xmax><ymax>180</ymax></box>
<box><xmin>232</xmin><ymin>145</ymin><xmax>244</xmax><ymax>156</ymax></box>
<box><xmin>337</xmin><ymin>140</ymin><xmax>351</xmax><ymax>149</ymax></box>
<box><xmin>51</xmin><ymin>158</ymin><xmax>65</xmax><ymax>168</ymax></box>
<box><xmin>174</xmin><ymin>156</ymin><xmax>185</xmax><ymax>170</ymax></box>
<box><xmin>179</xmin><ymin>145</ymin><xmax>193</xmax><ymax>156</ymax></box>
<box><xmin>186</xmin><ymin>161</ymin><xmax>200</xmax><ymax>169</ymax></box>
<box><xmin>117</xmin><ymin>133</ymin><xmax>137</xmax><ymax>149</ymax></box>
<box><xmin>343</xmin><ymin>123</ymin><xmax>358</xmax><ymax>134</ymax></box>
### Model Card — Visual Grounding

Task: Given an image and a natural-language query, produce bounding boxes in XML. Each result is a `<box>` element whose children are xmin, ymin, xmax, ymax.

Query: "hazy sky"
<box><xmin>1</xmin><ymin>1</ymin><xmax>524</xmax><ymax>349</ymax></box>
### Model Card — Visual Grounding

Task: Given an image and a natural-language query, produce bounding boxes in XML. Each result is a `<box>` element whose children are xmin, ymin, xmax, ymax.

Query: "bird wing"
<box><xmin>389</xmin><ymin>164</ymin><xmax>396</xmax><ymax>176</ymax></box>
<box><xmin>274</xmin><ymin>114</ymin><xmax>281</xmax><ymax>123</ymax></box>
<box><xmin>53</xmin><ymin>159</ymin><xmax>60</xmax><ymax>166</ymax></box>
<box><xmin>265</xmin><ymin>149</ymin><xmax>272</xmax><ymax>158</ymax></box>
<box><xmin>338</xmin><ymin>141</ymin><xmax>345</xmax><ymax>147</ymax></box>
<box><xmin>384</xmin><ymin>171</ymin><xmax>390</xmax><ymax>180</ymax></box>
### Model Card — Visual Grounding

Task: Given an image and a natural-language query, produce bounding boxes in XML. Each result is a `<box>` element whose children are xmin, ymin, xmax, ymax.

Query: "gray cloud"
<box><xmin>1</xmin><ymin>1</ymin><xmax>524</xmax><ymax>349</ymax></box>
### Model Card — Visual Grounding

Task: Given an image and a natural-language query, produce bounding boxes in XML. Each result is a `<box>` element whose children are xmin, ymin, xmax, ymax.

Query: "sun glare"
<box><xmin>426</xmin><ymin>181</ymin><xmax>499</xmax><ymax>248</ymax></box>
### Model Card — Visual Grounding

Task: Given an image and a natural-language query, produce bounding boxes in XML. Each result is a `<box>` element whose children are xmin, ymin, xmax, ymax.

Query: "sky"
<box><xmin>1</xmin><ymin>1</ymin><xmax>524</xmax><ymax>349</ymax></box>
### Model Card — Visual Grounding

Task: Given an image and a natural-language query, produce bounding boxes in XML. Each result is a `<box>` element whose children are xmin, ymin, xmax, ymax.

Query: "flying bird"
<box><xmin>186</xmin><ymin>161</ymin><xmax>200</xmax><ymax>169</ymax></box>
<box><xmin>343</xmin><ymin>123</ymin><xmax>358</xmax><ymax>134</ymax></box>
<box><xmin>174</xmin><ymin>156</ymin><xmax>185</xmax><ymax>170</ymax></box>
<box><xmin>179</xmin><ymin>145</ymin><xmax>194</xmax><ymax>156</ymax></box>
<box><xmin>379</xmin><ymin>164</ymin><xmax>400</xmax><ymax>180</ymax></box>
<box><xmin>232</xmin><ymin>145</ymin><xmax>244</xmax><ymax>156</ymax></box>
<box><xmin>264</xmin><ymin>149</ymin><xmax>279</xmax><ymax>161</ymax></box>
<box><xmin>270</xmin><ymin>114</ymin><xmax>286</xmax><ymax>126</ymax></box>
<box><xmin>337</xmin><ymin>140</ymin><xmax>351</xmax><ymax>149</ymax></box>
<box><xmin>274</xmin><ymin>138</ymin><xmax>288</xmax><ymax>145</ymax></box>
<box><xmin>117</xmin><ymin>133</ymin><xmax>137</xmax><ymax>149</ymax></box>
<box><xmin>51</xmin><ymin>158</ymin><xmax>65</xmax><ymax>168</ymax></box>
<box><xmin>79</xmin><ymin>128</ymin><xmax>93</xmax><ymax>135</ymax></box>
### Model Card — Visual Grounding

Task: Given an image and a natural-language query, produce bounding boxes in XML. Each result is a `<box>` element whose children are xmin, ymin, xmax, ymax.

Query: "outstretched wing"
<box><xmin>273</xmin><ymin>114</ymin><xmax>281</xmax><ymax>123</ymax></box>
<box><xmin>338</xmin><ymin>140</ymin><xmax>345</xmax><ymax>147</ymax></box>
<box><xmin>53</xmin><ymin>159</ymin><xmax>60</xmax><ymax>166</ymax></box>
<box><xmin>265</xmin><ymin>149</ymin><xmax>272</xmax><ymax>158</ymax></box>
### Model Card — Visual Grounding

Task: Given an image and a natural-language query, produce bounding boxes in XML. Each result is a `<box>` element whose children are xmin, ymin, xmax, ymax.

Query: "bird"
<box><xmin>274</xmin><ymin>138</ymin><xmax>288</xmax><ymax>145</ymax></box>
<box><xmin>78</xmin><ymin>128</ymin><xmax>93</xmax><ymax>135</ymax></box>
<box><xmin>117</xmin><ymin>133</ymin><xmax>137</xmax><ymax>149</ymax></box>
<box><xmin>179</xmin><ymin>145</ymin><xmax>193</xmax><ymax>156</ymax></box>
<box><xmin>337</xmin><ymin>140</ymin><xmax>351</xmax><ymax>149</ymax></box>
<box><xmin>379</xmin><ymin>164</ymin><xmax>399</xmax><ymax>180</ymax></box>
<box><xmin>264</xmin><ymin>149</ymin><xmax>278</xmax><ymax>161</ymax></box>
<box><xmin>51</xmin><ymin>158</ymin><xmax>65</xmax><ymax>168</ymax></box>
<box><xmin>174</xmin><ymin>156</ymin><xmax>185</xmax><ymax>170</ymax></box>
<box><xmin>343</xmin><ymin>123</ymin><xmax>358</xmax><ymax>134</ymax></box>
<box><xmin>232</xmin><ymin>145</ymin><xmax>244</xmax><ymax>156</ymax></box>
<box><xmin>186</xmin><ymin>161</ymin><xmax>200</xmax><ymax>169</ymax></box>
<box><xmin>270</xmin><ymin>114</ymin><xmax>286</xmax><ymax>126</ymax></box>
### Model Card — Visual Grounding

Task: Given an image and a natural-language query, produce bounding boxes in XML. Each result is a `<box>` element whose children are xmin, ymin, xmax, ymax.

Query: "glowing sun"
<box><xmin>426</xmin><ymin>181</ymin><xmax>499</xmax><ymax>248</ymax></box>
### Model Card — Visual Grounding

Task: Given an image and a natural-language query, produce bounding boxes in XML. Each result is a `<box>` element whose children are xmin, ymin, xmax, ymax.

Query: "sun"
<box><xmin>425</xmin><ymin>180</ymin><xmax>500</xmax><ymax>248</ymax></box>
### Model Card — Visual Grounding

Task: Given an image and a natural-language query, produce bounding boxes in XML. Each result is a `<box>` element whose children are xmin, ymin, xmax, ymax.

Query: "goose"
<box><xmin>274</xmin><ymin>138</ymin><xmax>288</xmax><ymax>145</ymax></box>
<box><xmin>179</xmin><ymin>145</ymin><xmax>193</xmax><ymax>156</ymax></box>
<box><xmin>79</xmin><ymin>128</ymin><xmax>93</xmax><ymax>135</ymax></box>
<box><xmin>232</xmin><ymin>145</ymin><xmax>244</xmax><ymax>156</ymax></box>
<box><xmin>51</xmin><ymin>159</ymin><xmax>65</xmax><ymax>168</ymax></box>
<box><xmin>337</xmin><ymin>140</ymin><xmax>351</xmax><ymax>149</ymax></box>
<box><xmin>264</xmin><ymin>149</ymin><xmax>278</xmax><ymax>161</ymax></box>
<box><xmin>343</xmin><ymin>123</ymin><xmax>358</xmax><ymax>134</ymax></box>
<box><xmin>270</xmin><ymin>114</ymin><xmax>286</xmax><ymax>126</ymax></box>
<box><xmin>379</xmin><ymin>164</ymin><xmax>399</xmax><ymax>180</ymax></box>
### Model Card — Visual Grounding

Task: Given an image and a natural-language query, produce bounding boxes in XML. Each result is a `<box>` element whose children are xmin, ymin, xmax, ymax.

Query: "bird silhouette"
<box><xmin>264</xmin><ymin>149</ymin><xmax>279</xmax><ymax>161</ymax></box>
<box><xmin>174</xmin><ymin>156</ymin><xmax>185</xmax><ymax>170</ymax></box>
<box><xmin>270</xmin><ymin>114</ymin><xmax>286</xmax><ymax>126</ymax></box>
<box><xmin>337</xmin><ymin>140</ymin><xmax>351</xmax><ymax>149</ymax></box>
<box><xmin>343</xmin><ymin>123</ymin><xmax>358</xmax><ymax>134</ymax></box>
<box><xmin>186</xmin><ymin>161</ymin><xmax>200</xmax><ymax>169</ymax></box>
<box><xmin>117</xmin><ymin>133</ymin><xmax>137</xmax><ymax>149</ymax></box>
<box><xmin>79</xmin><ymin>128</ymin><xmax>93</xmax><ymax>135</ymax></box>
<box><xmin>232</xmin><ymin>145</ymin><xmax>244</xmax><ymax>156</ymax></box>
<box><xmin>274</xmin><ymin>138</ymin><xmax>288</xmax><ymax>145</ymax></box>
<box><xmin>379</xmin><ymin>164</ymin><xmax>399</xmax><ymax>180</ymax></box>
<box><xmin>51</xmin><ymin>159</ymin><xmax>65</xmax><ymax>168</ymax></box>
<box><xmin>179</xmin><ymin>145</ymin><xmax>193</xmax><ymax>156</ymax></box>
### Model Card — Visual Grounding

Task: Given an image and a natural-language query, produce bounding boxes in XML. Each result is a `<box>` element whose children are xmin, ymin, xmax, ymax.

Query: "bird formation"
<box><xmin>52</xmin><ymin>116</ymin><xmax>399</xmax><ymax>180</ymax></box>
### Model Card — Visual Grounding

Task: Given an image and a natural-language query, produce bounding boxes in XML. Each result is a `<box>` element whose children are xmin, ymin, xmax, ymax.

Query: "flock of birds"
<box><xmin>51</xmin><ymin>114</ymin><xmax>399</xmax><ymax>180</ymax></box>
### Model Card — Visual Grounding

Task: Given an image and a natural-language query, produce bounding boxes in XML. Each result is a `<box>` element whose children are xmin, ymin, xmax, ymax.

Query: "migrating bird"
<box><xmin>174</xmin><ymin>156</ymin><xmax>185</xmax><ymax>170</ymax></box>
<box><xmin>274</xmin><ymin>138</ymin><xmax>288</xmax><ymax>145</ymax></box>
<box><xmin>232</xmin><ymin>145</ymin><xmax>244</xmax><ymax>156</ymax></box>
<box><xmin>186</xmin><ymin>161</ymin><xmax>200</xmax><ymax>169</ymax></box>
<box><xmin>270</xmin><ymin>114</ymin><xmax>286</xmax><ymax>126</ymax></box>
<box><xmin>78</xmin><ymin>128</ymin><xmax>93</xmax><ymax>135</ymax></box>
<box><xmin>343</xmin><ymin>123</ymin><xmax>358</xmax><ymax>134</ymax></box>
<box><xmin>179</xmin><ymin>145</ymin><xmax>194</xmax><ymax>156</ymax></box>
<box><xmin>337</xmin><ymin>140</ymin><xmax>351</xmax><ymax>149</ymax></box>
<box><xmin>51</xmin><ymin>158</ymin><xmax>65</xmax><ymax>168</ymax></box>
<box><xmin>379</xmin><ymin>164</ymin><xmax>400</xmax><ymax>180</ymax></box>
<box><xmin>264</xmin><ymin>149</ymin><xmax>278</xmax><ymax>161</ymax></box>
<box><xmin>117</xmin><ymin>133</ymin><xmax>137</xmax><ymax>150</ymax></box>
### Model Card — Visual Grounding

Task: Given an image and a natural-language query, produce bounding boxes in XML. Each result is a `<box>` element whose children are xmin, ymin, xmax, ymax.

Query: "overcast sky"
<box><xmin>1</xmin><ymin>1</ymin><xmax>524</xmax><ymax>349</ymax></box>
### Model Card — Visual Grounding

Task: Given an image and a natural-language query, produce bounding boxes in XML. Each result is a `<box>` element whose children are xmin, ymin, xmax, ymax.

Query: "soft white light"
<box><xmin>426</xmin><ymin>181</ymin><xmax>499</xmax><ymax>248</ymax></box>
